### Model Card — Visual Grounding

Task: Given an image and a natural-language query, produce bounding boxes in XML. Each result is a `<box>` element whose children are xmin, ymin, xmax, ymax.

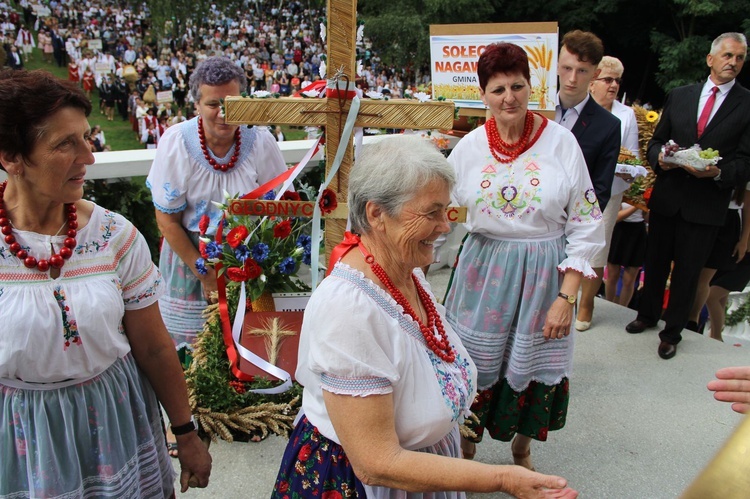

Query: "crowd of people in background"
<box><xmin>1</xmin><ymin>0</ymin><xmax>431</xmax><ymax>151</ymax></box>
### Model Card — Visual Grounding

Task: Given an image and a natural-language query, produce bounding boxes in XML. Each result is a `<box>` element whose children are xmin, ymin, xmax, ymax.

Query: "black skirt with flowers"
<box><xmin>464</xmin><ymin>377</ymin><xmax>569</xmax><ymax>443</ymax></box>
<box><xmin>272</xmin><ymin>415</ymin><xmax>366</xmax><ymax>498</ymax></box>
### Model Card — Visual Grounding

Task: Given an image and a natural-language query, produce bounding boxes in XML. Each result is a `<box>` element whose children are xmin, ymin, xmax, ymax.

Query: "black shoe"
<box><xmin>626</xmin><ymin>319</ymin><xmax>655</xmax><ymax>334</ymax></box>
<box><xmin>685</xmin><ymin>320</ymin><xmax>699</xmax><ymax>332</ymax></box>
<box><xmin>658</xmin><ymin>341</ymin><xmax>677</xmax><ymax>359</ymax></box>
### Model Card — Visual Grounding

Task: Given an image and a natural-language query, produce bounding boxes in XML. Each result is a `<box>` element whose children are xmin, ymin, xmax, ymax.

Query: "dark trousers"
<box><xmin>637</xmin><ymin>210</ymin><xmax>719</xmax><ymax>344</ymax></box>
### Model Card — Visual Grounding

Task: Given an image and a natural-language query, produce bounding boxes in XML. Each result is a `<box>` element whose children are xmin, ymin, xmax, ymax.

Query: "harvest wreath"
<box><xmin>185</xmin><ymin>283</ymin><xmax>303</xmax><ymax>443</ymax></box>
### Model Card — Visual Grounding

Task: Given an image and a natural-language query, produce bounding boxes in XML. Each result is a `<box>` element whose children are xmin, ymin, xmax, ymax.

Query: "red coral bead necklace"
<box><xmin>485</xmin><ymin>111</ymin><xmax>547</xmax><ymax>164</ymax></box>
<box><xmin>198</xmin><ymin>117</ymin><xmax>241</xmax><ymax>172</ymax></box>
<box><xmin>0</xmin><ymin>181</ymin><xmax>77</xmax><ymax>271</ymax></box>
<box><xmin>357</xmin><ymin>239</ymin><xmax>455</xmax><ymax>363</ymax></box>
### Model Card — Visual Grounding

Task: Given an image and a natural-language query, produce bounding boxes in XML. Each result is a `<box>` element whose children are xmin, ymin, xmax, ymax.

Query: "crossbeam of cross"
<box><xmin>224</xmin><ymin>0</ymin><xmax>456</xmax><ymax>263</ymax></box>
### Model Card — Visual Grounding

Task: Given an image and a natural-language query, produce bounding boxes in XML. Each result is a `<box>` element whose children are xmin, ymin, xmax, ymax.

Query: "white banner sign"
<box><xmin>430</xmin><ymin>23</ymin><xmax>558</xmax><ymax>111</ymax></box>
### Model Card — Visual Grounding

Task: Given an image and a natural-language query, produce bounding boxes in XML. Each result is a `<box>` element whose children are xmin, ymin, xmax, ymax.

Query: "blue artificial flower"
<box><xmin>195</xmin><ymin>258</ymin><xmax>208</xmax><ymax>275</ymax></box>
<box><xmin>252</xmin><ymin>243</ymin><xmax>270</xmax><ymax>263</ymax></box>
<box><xmin>205</xmin><ymin>241</ymin><xmax>223</xmax><ymax>259</ymax></box>
<box><xmin>263</xmin><ymin>190</ymin><xmax>276</xmax><ymax>200</ymax></box>
<box><xmin>234</xmin><ymin>244</ymin><xmax>250</xmax><ymax>262</ymax></box>
<box><xmin>277</xmin><ymin>256</ymin><xmax>296</xmax><ymax>275</ymax></box>
<box><xmin>296</xmin><ymin>234</ymin><xmax>312</xmax><ymax>250</ymax></box>
<box><xmin>302</xmin><ymin>249</ymin><xmax>312</xmax><ymax>266</ymax></box>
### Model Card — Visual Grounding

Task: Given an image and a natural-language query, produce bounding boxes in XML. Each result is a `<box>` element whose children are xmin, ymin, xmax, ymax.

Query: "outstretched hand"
<box><xmin>707</xmin><ymin>366</ymin><xmax>750</xmax><ymax>414</ymax></box>
<box><xmin>504</xmin><ymin>466</ymin><xmax>579</xmax><ymax>499</ymax></box>
<box><xmin>199</xmin><ymin>267</ymin><xmax>219</xmax><ymax>303</ymax></box>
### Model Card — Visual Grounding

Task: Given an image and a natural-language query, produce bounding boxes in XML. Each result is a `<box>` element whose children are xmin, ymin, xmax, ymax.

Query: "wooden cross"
<box><xmin>223</xmin><ymin>0</ymin><xmax>455</xmax><ymax>261</ymax></box>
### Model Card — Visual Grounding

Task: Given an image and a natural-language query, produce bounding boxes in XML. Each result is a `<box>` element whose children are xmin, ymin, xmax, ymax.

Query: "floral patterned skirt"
<box><xmin>0</xmin><ymin>354</ymin><xmax>175</xmax><ymax>498</ymax></box>
<box><xmin>158</xmin><ymin>233</ymin><xmax>208</xmax><ymax>351</ymax></box>
<box><xmin>445</xmin><ymin>232</ymin><xmax>573</xmax><ymax>442</ymax></box>
<box><xmin>272</xmin><ymin>415</ymin><xmax>366</xmax><ymax>499</ymax></box>
<box><xmin>465</xmin><ymin>377</ymin><xmax>569</xmax><ymax>443</ymax></box>
<box><xmin>273</xmin><ymin>415</ymin><xmax>468</xmax><ymax>499</ymax></box>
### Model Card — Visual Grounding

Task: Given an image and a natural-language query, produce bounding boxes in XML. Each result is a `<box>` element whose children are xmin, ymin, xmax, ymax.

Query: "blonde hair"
<box><xmin>597</xmin><ymin>56</ymin><xmax>624</xmax><ymax>77</ymax></box>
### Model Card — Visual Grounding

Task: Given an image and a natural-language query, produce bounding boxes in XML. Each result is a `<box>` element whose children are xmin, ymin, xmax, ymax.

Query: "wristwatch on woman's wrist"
<box><xmin>558</xmin><ymin>292</ymin><xmax>576</xmax><ymax>304</ymax></box>
<box><xmin>171</xmin><ymin>415</ymin><xmax>198</xmax><ymax>436</ymax></box>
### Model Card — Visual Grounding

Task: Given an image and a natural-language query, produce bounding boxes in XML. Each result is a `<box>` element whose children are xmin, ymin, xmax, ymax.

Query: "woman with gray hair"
<box><xmin>272</xmin><ymin>135</ymin><xmax>577</xmax><ymax>498</ymax></box>
<box><xmin>146</xmin><ymin>56</ymin><xmax>287</xmax><ymax>454</ymax></box>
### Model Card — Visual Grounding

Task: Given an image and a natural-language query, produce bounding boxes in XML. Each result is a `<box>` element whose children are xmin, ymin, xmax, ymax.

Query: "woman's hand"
<box><xmin>707</xmin><ymin>366</ymin><xmax>750</xmax><ymax>414</ymax></box>
<box><xmin>175</xmin><ymin>432</ymin><xmax>212</xmax><ymax>492</ymax></box>
<box><xmin>503</xmin><ymin>466</ymin><xmax>578</xmax><ymax>498</ymax></box>
<box><xmin>198</xmin><ymin>266</ymin><xmax>218</xmax><ymax>303</ymax></box>
<box><xmin>543</xmin><ymin>298</ymin><xmax>574</xmax><ymax>340</ymax></box>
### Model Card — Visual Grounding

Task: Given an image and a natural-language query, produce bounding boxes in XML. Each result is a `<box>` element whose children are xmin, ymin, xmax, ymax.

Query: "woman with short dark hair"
<box><xmin>0</xmin><ymin>68</ymin><xmax>211</xmax><ymax>497</ymax></box>
<box><xmin>443</xmin><ymin>43</ymin><xmax>604</xmax><ymax>468</ymax></box>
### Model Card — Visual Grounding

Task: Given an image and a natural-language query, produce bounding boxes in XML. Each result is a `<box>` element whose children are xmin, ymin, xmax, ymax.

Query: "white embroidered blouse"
<box><xmin>297</xmin><ymin>263</ymin><xmax>477</xmax><ymax>450</ymax></box>
<box><xmin>146</xmin><ymin>118</ymin><xmax>288</xmax><ymax>235</ymax></box>
<box><xmin>0</xmin><ymin>205</ymin><xmax>162</xmax><ymax>385</ymax></box>
<box><xmin>447</xmin><ymin>119</ymin><xmax>605</xmax><ymax>277</ymax></box>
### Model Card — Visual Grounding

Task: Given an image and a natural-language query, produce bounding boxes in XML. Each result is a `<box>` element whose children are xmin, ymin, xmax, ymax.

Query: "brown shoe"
<box><xmin>658</xmin><ymin>341</ymin><xmax>677</xmax><ymax>359</ymax></box>
<box><xmin>626</xmin><ymin>319</ymin><xmax>656</xmax><ymax>334</ymax></box>
<box><xmin>512</xmin><ymin>448</ymin><xmax>535</xmax><ymax>471</ymax></box>
<box><xmin>511</xmin><ymin>436</ymin><xmax>535</xmax><ymax>471</ymax></box>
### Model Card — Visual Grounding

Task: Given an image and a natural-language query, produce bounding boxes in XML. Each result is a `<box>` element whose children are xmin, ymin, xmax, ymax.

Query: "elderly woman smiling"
<box><xmin>272</xmin><ymin>135</ymin><xmax>578</xmax><ymax>499</ymax></box>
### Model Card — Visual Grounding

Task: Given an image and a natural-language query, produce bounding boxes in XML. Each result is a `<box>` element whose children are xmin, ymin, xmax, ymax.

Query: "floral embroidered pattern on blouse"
<box><xmin>162</xmin><ymin>182</ymin><xmax>180</xmax><ymax>202</ymax></box>
<box><xmin>476</xmin><ymin>155</ymin><xmax>542</xmax><ymax>220</ymax></box>
<box><xmin>54</xmin><ymin>286</ymin><xmax>82</xmax><ymax>350</ymax></box>
<box><xmin>570</xmin><ymin>188</ymin><xmax>603</xmax><ymax>223</ymax></box>
<box><xmin>428</xmin><ymin>352</ymin><xmax>474</xmax><ymax>421</ymax></box>
<box><xmin>75</xmin><ymin>210</ymin><xmax>117</xmax><ymax>255</ymax></box>
<box><xmin>123</xmin><ymin>275</ymin><xmax>162</xmax><ymax>306</ymax></box>
<box><xmin>186</xmin><ymin>200</ymin><xmax>222</xmax><ymax>233</ymax></box>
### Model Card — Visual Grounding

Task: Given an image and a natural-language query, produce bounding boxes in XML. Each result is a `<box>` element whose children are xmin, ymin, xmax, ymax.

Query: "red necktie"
<box><xmin>697</xmin><ymin>86</ymin><xmax>719</xmax><ymax>137</ymax></box>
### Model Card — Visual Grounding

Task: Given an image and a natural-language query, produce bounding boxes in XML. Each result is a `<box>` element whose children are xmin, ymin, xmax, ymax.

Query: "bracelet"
<box><xmin>171</xmin><ymin>415</ymin><xmax>197</xmax><ymax>436</ymax></box>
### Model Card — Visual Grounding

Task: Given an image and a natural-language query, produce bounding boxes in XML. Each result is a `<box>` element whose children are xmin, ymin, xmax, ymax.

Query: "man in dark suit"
<box><xmin>555</xmin><ymin>30</ymin><xmax>621</xmax><ymax>328</ymax></box>
<box><xmin>626</xmin><ymin>32</ymin><xmax>750</xmax><ymax>359</ymax></box>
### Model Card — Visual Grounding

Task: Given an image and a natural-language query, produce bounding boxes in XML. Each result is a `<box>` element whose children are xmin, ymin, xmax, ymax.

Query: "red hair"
<box><xmin>477</xmin><ymin>43</ymin><xmax>530</xmax><ymax>91</ymax></box>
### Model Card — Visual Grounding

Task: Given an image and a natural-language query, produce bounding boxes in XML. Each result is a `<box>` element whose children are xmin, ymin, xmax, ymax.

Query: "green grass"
<box><xmin>25</xmin><ymin>50</ymin><xmax>142</xmax><ymax>151</ymax></box>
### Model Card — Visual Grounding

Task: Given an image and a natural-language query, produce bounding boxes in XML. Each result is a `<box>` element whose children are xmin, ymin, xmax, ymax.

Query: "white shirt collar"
<box><xmin>702</xmin><ymin>77</ymin><xmax>735</xmax><ymax>96</ymax></box>
<box><xmin>555</xmin><ymin>91</ymin><xmax>591</xmax><ymax>115</ymax></box>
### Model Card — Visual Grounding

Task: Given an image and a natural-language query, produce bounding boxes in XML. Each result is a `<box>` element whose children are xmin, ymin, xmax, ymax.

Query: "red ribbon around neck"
<box><xmin>326</xmin><ymin>231</ymin><xmax>361</xmax><ymax>276</ymax></box>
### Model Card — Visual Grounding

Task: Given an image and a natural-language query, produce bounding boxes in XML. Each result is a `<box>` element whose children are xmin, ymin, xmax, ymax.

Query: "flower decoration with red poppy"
<box><xmin>226</xmin><ymin>225</ymin><xmax>249</xmax><ymax>248</ymax></box>
<box><xmin>319</xmin><ymin>188</ymin><xmax>338</xmax><ymax>215</ymax></box>
<box><xmin>280</xmin><ymin>191</ymin><xmax>301</xmax><ymax>201</ymax></box>
<box><xmin>199</xmin><ymin>190</ymin><xmax>313</xmax><ymax>301</ymax></box>
<box><xmin>198</xmin><ymin>214</ymin><xmax>210</xmax><ymax>235</ymax></box>
<box><xmin>273</xmin><ymin>219</ymin><xmax>292</xmax><ymax>239</ymax></box>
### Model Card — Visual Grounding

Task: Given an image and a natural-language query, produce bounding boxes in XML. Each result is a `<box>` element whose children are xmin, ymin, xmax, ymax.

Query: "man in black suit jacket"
<box><xmin>626</xmin><ymin>32</ymin><xmax>750</xmax><ymax>359</ymax></box>
<box><xmin>555</xmin><ymin>30</ymin><xmax>621</xmax><ymax>329</ymax></box>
